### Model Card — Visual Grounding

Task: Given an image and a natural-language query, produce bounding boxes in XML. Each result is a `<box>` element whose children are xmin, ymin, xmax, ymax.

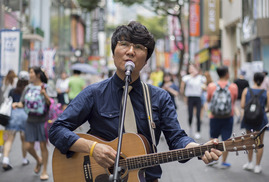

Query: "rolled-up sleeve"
<box><xmin>157</xmin><ymin>89</ymin><xmax>195</xmax><ymax>153</ymax></box>
<box><xmin>49</xmin><ymin>88</ymin><xmax>93</xmax><ymax>156</ymax></box>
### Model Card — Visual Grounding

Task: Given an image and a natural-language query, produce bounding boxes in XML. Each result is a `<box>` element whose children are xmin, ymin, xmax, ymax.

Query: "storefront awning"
<box><xmin>22</xmin><ymin>34</ymin><xmax>44</xmax><ymax>42</ymax></box>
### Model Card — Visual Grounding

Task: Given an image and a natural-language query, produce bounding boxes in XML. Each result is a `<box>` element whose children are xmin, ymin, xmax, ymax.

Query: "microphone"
<box><xmin>125</xmin><ymin>61</ymin><xmax>135</xmax><ymax>76</ymax></box>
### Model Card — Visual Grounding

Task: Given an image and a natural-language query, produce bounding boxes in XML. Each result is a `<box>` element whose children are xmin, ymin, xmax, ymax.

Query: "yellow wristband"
<box><xmin>90</xmin><ymin>142</ymin><xmax>97</xmax><ymax>157</ymax></box>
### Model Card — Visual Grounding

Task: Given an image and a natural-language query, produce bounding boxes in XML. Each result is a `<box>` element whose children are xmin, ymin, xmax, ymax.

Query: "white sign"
<box><xmin>42</xmin><ymin>49</ymin><xmax>56</xmax><ymax>78</ymax></box>
<box><xmin>30</xmin><ymin>50</ymin><xmax>39</xmax><ymax>67</ymax></box>
<box><xmin>0</xmin><ymin>30</ymin><xmax>21</xmax><ymax>76</ymax></box>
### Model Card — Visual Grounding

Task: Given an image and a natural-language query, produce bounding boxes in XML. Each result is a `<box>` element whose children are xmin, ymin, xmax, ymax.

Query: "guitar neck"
<box><xmin>124</xmin><ymin>143</ymin><xmax>225</xmax><ymax>170</ymax></box>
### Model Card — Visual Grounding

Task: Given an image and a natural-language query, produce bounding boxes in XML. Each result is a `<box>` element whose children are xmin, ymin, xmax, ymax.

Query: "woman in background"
<box><xmin>241</xmin><ymin>72</ymin><xmax>269</xmax><ymax>173</ymax></box>
<box><xmin>56</xmin><ymin>72</ymin><xmax>69</xmax><ymax>110</ymax></box>
<box><xmin>181</xmin><ymin>64</ymin><xmax>206</xmax><ymax>139</ymax></box>
<box><xmin>160</xmin><ymin>72</ymin><xmax>179</xmax><ymax>109</ymax></box>
<box><xmin>13</xmin><ymin>67</ymin><xmax>51</xmax><ymax>180</ymax></box>
<box><xmin>2</xmin><ymin>71</ymin><xmax>29</xmax><ymax>171</ymax></box>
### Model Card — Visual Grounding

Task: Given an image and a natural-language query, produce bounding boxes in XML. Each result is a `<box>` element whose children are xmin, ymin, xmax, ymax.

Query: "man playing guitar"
<box><xmin>49</xmin><ymin>21</ymin><xmax>222</xmax><ymax>182</ymax></box>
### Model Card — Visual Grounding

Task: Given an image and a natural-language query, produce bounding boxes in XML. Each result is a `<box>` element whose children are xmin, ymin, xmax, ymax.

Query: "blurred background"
<box><xmin>0</xmin><ymin>0</ymin><xmax>269</xmax><ymax>84</ymax></box>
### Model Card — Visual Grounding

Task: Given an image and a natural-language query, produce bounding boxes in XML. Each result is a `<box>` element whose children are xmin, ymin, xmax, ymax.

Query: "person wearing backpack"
<box><xmin>207</xmin><ymin>66</ymin><xmax>238</xmax><ymax>169</ymax></box>
<box><xmin>240</xmin><ymin>72</ymin><xmax>269</xmax><ymax>173</ymax></box>
<box><xmin>12</xmin><ymin>67</ymin><xmax>51</xmax><ymax>180</ymax></box>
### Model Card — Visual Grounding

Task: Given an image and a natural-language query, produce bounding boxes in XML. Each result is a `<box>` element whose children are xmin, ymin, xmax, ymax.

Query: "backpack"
<box><xmin>48</xmin><ymin>98</ymin><xmax>63</xmax><ymax>122</ymax></box>
<box><xmin>210</xmin><ymin>83</ymin><xmax>232</xmax><ymax>118</ymax></box>
<box><xmin>24</xmin><ymin>85</ymin><xmax>47</xmax><ymax>116</ymax></box>
<box><xmin>243</xmin><ymin>89</ymin><xmax>264</xmax><ymax>125</ymax></box>
<box><xmin>45</xmin><ymin>98</ymin><xmax>63</xmax><ymax>139</ymax></box>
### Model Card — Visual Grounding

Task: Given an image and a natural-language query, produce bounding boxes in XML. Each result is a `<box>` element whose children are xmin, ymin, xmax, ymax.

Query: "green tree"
<box><xmin>77</xmin><ymin>0</ymin><xmax>100</xmax><ymax>11</ymax></box>
<box><xmin>137</xmin><ymin>15</ymin><xmax>167</xmax><ymax>40</ymax></box>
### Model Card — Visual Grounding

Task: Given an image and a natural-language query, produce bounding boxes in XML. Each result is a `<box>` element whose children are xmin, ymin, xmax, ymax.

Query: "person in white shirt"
<box><xmin>180</xmin><ymin>64</ymin><xmax>206</xmax><ymax>139</ymax></box>
<box><xmin>56</xmin><ymin>72</ymin><xmax>69</xmax><ymax>110</ymax></box>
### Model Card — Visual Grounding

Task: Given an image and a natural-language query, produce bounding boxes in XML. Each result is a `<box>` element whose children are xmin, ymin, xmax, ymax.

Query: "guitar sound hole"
<box><xmin>108</xmin><ymin>156</ymin><xmax>127</xmax><ymax>176</ymax></box>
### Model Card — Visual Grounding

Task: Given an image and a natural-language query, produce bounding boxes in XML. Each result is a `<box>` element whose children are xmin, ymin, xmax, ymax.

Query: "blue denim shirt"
<box><xmin>49</xmin><ymin>73</ymin><xmax>194</xmax><ymax>180</ymax></box>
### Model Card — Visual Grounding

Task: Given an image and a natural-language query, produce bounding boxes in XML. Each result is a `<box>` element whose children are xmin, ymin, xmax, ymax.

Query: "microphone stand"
<box><xmin>110</xmin><ymin>73</ymin><xmax>132</xmax><ymax>182</ymax></box>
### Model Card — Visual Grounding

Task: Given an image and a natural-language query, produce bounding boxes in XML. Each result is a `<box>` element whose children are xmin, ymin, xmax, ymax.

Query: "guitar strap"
<box><xmin>141</xmin><ymin>81</ymin><xmax>157</xmax><ymax>153</ymax></box>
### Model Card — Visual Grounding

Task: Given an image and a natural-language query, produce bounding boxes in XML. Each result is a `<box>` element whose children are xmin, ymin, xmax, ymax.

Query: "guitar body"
<box><xmin>52</xmin><ymin>133</ymin><xmax>151</xmax><ymax>182</ymax></box>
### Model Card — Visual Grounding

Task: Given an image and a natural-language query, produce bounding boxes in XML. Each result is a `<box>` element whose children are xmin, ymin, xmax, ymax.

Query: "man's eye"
<box><xmin>135</xmin><ymin>44</ymin><xmax>144</xmax><ymax>50</ymax></box>
<box><xmin>120</xmin><ymin>42</ymin><xmax>129</xmax><ymax>46</ymax></box>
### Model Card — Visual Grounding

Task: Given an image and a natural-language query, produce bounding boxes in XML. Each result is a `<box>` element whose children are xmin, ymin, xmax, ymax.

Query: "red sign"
<box><xmin>190</xmin><ymin>3</ymin><xmax>200</xmax><ymax>36</ymax></box>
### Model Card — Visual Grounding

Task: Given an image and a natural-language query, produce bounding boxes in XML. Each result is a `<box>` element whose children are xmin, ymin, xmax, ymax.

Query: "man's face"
<box><xmin>113</xmin><ymin>40</ymin><xmax>148</xmax><ymax>79</ymax></box>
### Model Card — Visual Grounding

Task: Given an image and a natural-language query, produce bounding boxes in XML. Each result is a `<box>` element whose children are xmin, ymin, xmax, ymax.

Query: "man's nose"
<box><xmin>126</xmin><ymin>45</ymin><xmax>135</xmax><ymax>56</ymax></box>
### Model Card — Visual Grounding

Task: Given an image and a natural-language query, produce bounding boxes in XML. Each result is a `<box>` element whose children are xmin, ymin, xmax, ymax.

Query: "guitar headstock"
<box><xmin>224</xmin><ymin>131</ymin><xmax>263</xmax><ymax>153</ymax></box>
<box><xmin>224</xmin><ymin>124</ymin><xmax>268</xmax><ymax>154</ymax></box>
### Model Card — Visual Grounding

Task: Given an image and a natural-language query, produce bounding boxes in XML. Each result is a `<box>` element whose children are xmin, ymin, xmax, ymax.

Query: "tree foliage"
<box><xmin>77</xmin><ymin>0</ymin><xmax>100</xmax><ymax>11</ymax></box>
<box><xmin>137</xmin><ymin>15</ymin><xmax>167</xmax><ymax>40</ymax></box>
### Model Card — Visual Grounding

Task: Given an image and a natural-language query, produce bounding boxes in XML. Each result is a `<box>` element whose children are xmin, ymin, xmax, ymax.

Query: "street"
<box><xmin>0</xmin><ymin>98</ymin><xmax>268</xmax><ymax>182</ymax></box>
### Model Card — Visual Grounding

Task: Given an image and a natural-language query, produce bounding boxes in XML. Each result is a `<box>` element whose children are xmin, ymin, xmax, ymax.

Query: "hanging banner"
<box><xmin>203</xmin><ymin>0</ymin><xmax>220</xmax><ymax>35</ymax></box>
<box><xmin>0</xmin><ymin>30</ymin><xmax>22</xmax><ymax>76</ymax></box>
<box><xmin>189</xmin><ymin>0</ymin><xmax>200</xmax><ymax>37</ymax></box>
<box><xmin>30</xmin><ymin>50</ymin><xmax>39</xmax><ymax>67</ymax></box>
<box><xmin>43</xmin><ymin>49</ymin><xmax>56</xmax><ymax>78</ymax></box>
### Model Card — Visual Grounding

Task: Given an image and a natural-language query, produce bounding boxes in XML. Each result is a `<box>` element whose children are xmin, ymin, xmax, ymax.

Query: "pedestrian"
<box><xmin>0</xmin><ymin>70</ymin><xmax>18</xmax><ymax>159</ymax></box>
<box><xmin>200</xmin><ymin>71</ymin><xmax>212</xmax><ymax>119</ymax></box>
<box><xmin>150</xmin><ymin>66</ymin><xmax>164</xmax><ymax>87</ymax></box>
<box><xmin>261</xmin><ymin>69</ymin><xmax>269</xmax><ymax>91</ymax></box>
<box><xmin>1</xmin><ymin>70</ymin><xmax>18</xmax><ymax>102</ymax></box>
<box><xmin>12</xmin><ymin>66</ymin><xmax>51</xmax><ymax>180</ymax></box>
<box><xmin>240</xmin><ymin>72</ymin><xmax>268</xmax><ymax>173</ymax></box>
<box><xmin>160</xmin><ymin>72</ymin><xmax>179</xmax><ymax>109</ymax></box>
<box><xmin>56</xmin><ymin>72</ymin><xmax>69</xmax><ymax>110</ymax></box>
<box><xmin>49</xmin><ymin>21</ymin><xmax>222</xmax><ymax>182</ymax></box>
<box><xmin>207</xmin><ymin>66</ymin><xmax>238</xmax><ymax>168</ymax></box>
<box><xmin>180</xmin><ymin>64</ymin><xmax>206</xmax><ymax>139</ymax></box>
<box><xmin>2</xmin><ymin>71</ymin><xmax>29</xmax><ymax>171</ymax></box>
<box><xmin>234</xmin><ymin>70</ymin><xmax>249</xmax><ymax>123</ymax></box>
<box><xmin>68</xmin><ymin>70</ymin><xmax>85</xmax><ymax>102</ymax></box>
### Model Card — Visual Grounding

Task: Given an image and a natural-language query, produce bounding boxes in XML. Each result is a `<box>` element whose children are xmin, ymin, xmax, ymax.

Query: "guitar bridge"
<box><xmin>83</xmin><ymin>155</ymin><xmax>93</xmax><ymax>182</ymax></box>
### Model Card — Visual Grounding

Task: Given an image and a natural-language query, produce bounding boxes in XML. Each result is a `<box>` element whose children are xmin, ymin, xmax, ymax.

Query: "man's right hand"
<box><xmin>92</xmin><ymin>143</ymin><xmax>117</xmax><ymax>168</ymax></box>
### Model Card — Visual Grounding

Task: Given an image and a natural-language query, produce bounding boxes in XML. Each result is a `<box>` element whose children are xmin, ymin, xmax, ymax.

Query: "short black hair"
<box><xmin>216</xmin><ymin>66</ymin><xmax>229</xmax><ymax>78</ymax></box>
<box><xmin>73</xmin><ymin>70</ymin><xmax>81</xmax><ymax>75</ymax></box>
<box><xmin>254</xmin><ymin>72</ymin><xmax>264</xmax><ymax>86</ymax></box>
<box><xmin>111</xmin><ymin>21</ymin><xmax>155</xmax><ymax>61</ymax></box>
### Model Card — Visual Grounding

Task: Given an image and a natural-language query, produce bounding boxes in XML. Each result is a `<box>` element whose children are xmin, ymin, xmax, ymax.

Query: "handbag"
<box><xmin>0</xmin><ymin>96</ymin><xmax>13</xmax><ymax>126</ymax></box>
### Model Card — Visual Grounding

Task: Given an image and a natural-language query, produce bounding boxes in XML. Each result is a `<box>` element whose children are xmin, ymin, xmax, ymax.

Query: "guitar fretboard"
<box><xmin>120</xmin><ymin>143</ymin><xmax>224</xmax><ymax>170</ymax></box>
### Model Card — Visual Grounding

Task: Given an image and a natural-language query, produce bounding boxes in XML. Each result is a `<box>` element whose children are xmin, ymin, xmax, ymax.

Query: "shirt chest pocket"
<box><xmin>100</xmin><ymin>111</ymin><xmax>120</xmax><ymax>120</ymax></box>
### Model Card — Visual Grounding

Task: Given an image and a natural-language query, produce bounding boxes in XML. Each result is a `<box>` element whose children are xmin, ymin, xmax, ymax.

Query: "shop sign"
<box><xmin>0</xmin><ymin>30</ymin><xmax>21</xmax><ymax>76</ymax></box>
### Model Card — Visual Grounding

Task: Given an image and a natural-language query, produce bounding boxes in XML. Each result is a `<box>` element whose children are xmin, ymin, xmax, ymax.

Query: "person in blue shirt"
<box><xmin>49</xmin><ymin>21</ymin><xmax>222</xmax><ymax>182</ymax></box>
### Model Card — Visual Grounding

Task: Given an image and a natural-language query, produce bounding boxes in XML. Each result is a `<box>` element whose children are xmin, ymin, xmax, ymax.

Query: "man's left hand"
<box><xmin>201</xmin><ymin>139</ymin><xmax>222</xmax><ymax>164</ymax></box>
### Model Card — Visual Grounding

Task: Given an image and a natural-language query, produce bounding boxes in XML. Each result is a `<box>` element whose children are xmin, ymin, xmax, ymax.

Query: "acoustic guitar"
<box><xmin>52</xmin><ymin>127</ymin><xmax>267</xmax><ymax>182</ymax></box>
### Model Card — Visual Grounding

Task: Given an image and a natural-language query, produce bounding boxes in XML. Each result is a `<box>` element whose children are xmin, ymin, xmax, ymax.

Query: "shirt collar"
<box><xmin>112</xmin><ymin>73</ymin><xmax>142</xmax><ymax>92</ymax></box>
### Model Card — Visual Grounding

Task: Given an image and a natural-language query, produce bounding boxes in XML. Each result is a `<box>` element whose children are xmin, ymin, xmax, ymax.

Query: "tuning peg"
<box><xmin>232</xmin><ymin>133</ymin><xmax>236</xmax><ymax>142</ymax></box>
<box><xmin>233</xmin><ymin>147</ymin><xmax>239</xmax><ymax>155</ymax></box>
<box><xmin>241</xmin><ymin>136</ymin><xmax>245</xmax><ymax>141</ymax></box>
<box><xmin>241</xmin><ymin>131</ymin><xmax>246</xmax><ymax>135</ymax></box>
<box><xmin>244</xmin><ymin>150</ymin><xmax>249</xmax><ymax>154</ymax></box>
<box><xmin>252</xmin><ymin>144</ymin><xmax>257</xmax><ymax>152</ymax></box>
<box><xmin>251</xmin><ymin>129</ymin><xmax>254</xmax><ymax>133</ymax></box>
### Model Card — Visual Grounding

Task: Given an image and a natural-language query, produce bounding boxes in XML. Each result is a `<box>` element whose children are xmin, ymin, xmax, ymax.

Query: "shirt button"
<box><xmin>109</xmin><ymin>114</ymin><xmax>112</xmax><ymax>117</ymax></box>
